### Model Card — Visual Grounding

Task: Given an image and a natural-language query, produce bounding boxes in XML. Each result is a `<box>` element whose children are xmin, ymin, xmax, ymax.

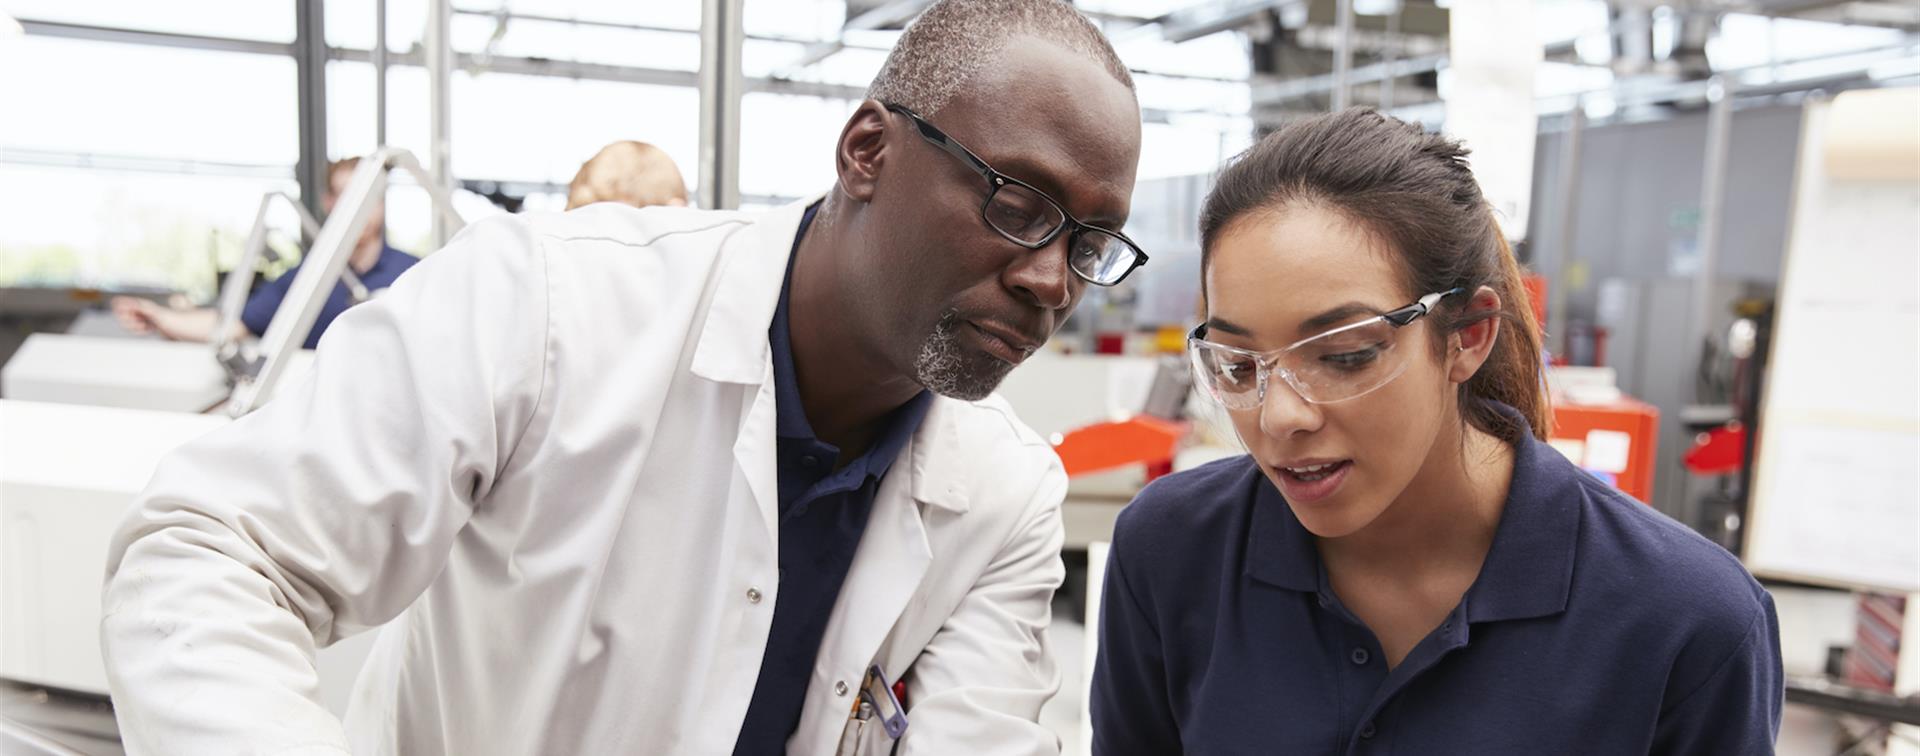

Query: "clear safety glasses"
<box><xmin>1188</xmin><ymin>288</ymin><xmax>1464</xmax><ymax>410</ymax></box>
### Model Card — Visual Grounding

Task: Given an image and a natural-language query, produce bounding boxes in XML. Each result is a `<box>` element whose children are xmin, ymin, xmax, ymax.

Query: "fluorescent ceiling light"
<box><xmin>1354</xmin><ymin>0</ymin><xmax>1401</xmax><ymax>16</ymax></box>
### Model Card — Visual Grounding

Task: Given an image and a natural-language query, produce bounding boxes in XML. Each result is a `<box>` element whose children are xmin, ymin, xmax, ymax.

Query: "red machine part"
<box><xmin>1682</xmin><ymin>422</ymin><xmax>1746</xmax><ymax>477</ymax></box>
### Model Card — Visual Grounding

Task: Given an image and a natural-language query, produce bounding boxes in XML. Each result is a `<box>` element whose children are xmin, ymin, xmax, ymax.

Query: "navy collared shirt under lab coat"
<box><xmin>732</xmin><ymin>203</ymin><xmax>934</xmax><ymax>755</ymax></box>
<box><xmin>1092</xmin><ymin>406</ymin><xmax>1783</xmax><ymax>755</ymax></box>
<box><xmin>240</xmin><ymin>243</ymin><xmax>417</xmax><ymax>350</ymax></box>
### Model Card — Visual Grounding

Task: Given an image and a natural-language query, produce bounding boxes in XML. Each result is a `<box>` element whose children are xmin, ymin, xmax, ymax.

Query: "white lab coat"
<box><xmin>101</xmin><ymin>200</ymin><xmax>1069</xmax><ymax>755</ymax></box>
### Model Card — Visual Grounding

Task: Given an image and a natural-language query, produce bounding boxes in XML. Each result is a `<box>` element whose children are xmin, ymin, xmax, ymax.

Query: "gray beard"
<box><xmin>912</xmin><ymin>311</ymin><xmax>1018</xmax><ymax>401</ymax></box>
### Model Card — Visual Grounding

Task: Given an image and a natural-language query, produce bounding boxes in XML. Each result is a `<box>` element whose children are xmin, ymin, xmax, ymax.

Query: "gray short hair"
<box><xmin>866</xmin><ymin>0</ymin><xmax>1135</xmax><ymax>117</ymax></box>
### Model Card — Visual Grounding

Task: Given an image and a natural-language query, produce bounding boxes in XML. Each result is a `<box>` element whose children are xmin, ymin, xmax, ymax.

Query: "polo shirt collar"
<box><xmin>1244</xmin><ymin>403</ymin><xmax>1581</xmax><ymax>624</ymax></box>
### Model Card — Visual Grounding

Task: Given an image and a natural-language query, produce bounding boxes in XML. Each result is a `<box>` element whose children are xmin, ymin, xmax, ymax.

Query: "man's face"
<box><xmin>852</xmin><ymin>39</ymin><xmax>1141</xmax><ymax>400</ymax></box>
<box><xmin>323</xmin><ymin>165</ymin><xmax>385</xmax><ymax>250</ymax></box>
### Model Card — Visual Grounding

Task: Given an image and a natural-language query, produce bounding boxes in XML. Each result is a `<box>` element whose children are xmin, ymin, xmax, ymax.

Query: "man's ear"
<box><xmin>1448</xmin><ymin>286</ymin><xmax>1503</xmax><ymax>385</ymax></box>
<box><xmin>835</xmin><ymin>100</ymin><xmax>892</xmax><ymax>203</ymax></box>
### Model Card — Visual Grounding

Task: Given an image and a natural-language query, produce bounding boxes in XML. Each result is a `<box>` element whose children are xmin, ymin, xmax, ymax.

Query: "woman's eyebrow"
<box><xmin>1299</xmin><ymin>302</ymin><xmax>1384</xmax><ymax>334</ymax></box>
<box><xmin>1204</xmin><ymin>316</ymin><xmax>1254</xmax><ymax>337</ymax></box>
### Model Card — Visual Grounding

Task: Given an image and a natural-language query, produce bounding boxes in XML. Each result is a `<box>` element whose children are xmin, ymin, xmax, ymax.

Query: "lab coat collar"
<box><xmin>693</xmin><ymin>194</ymin><xmax>972</xmax><ymax>515</ymax></box>
<box><xmin>690</xmin><ymin>197</ymin><xmax>817</xmax><ymax>385</ymax></box>
<box><xmin>905</xmin><ymin>398</ymin><xmax>972</xmax><ymax>514</ymax></box>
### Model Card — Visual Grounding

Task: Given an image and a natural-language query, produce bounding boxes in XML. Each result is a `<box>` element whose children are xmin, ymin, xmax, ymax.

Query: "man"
<box><xmin>110</xmin><ymin>156</ymin><xmax>416</xmax><ymax>350</ymax></box>
<box><xmin>100</xmin><ymin>1</ymin><xmax>1142</xmax><ymax>753</ymax></box>
<box><xmin>565</xmin><ymin>139</ymin><xmax>690</xmax><ymax>210</ymax></box>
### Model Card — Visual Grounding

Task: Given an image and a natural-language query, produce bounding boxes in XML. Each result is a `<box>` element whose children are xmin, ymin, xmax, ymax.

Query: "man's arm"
<box><xmin>100</xmin><ymin>216</ymin><xmax>551</xmax><ymax>754</ymax></box>
<box><xmin>893</xmin><ymin>460</ymin><xmax>1069</xmax><ymax>756</ymax></box>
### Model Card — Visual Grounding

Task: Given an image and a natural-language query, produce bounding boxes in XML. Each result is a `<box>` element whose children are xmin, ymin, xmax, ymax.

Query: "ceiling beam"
<box><xmin>770</xmin><ymin>0</ymin><xmax>936</xmax><ymax>80</ymax></box>
<box><xmin>1161</xmin><ymin>0</ymin><xmax>1304</xmax><ymax>44</ymax></box>
<box><xmin>1250</xmin><ymin>52</ymin><xmax>1446</xmax><ymax>102</ymax></box>
<box><xmin>17</xmin><ymin>18</ymin><xmax>292</xmax><ymax>56</ymax></box>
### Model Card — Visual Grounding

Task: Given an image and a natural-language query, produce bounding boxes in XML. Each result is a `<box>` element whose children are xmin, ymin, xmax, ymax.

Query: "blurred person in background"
<box><xmin>565</xmin><ymin>139</ymin><xmax>690</xmax><ymax>210</ymax></box>
<box><xmin>111</xmin><ymin>156</ymin><xmax>416</xmax><ymax>350</ymax></box>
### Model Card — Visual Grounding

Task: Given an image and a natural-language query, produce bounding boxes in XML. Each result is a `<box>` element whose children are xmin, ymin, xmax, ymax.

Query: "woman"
<box><xmin>1090</xmin><ymin>109</ymin><xmax>1781</xmax><ymax>754</ymax></box>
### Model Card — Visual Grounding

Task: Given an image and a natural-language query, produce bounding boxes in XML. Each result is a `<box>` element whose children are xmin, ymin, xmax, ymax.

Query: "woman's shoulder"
<box><xmin>1111</xmin><ymin>454</ymin><xmax>1263</xmax><ymax>562</ymax></box>
<box><xmin>1566</xmin><ymin>466</ymin><xmax>1773</xmax><ymax>631</ymax></box>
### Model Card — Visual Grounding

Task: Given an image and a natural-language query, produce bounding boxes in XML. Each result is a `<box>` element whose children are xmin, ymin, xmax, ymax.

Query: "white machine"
<box><xmin>3</xmin><ymin>189</ymin><xmax>312</xmax><ymax>414</ymax></box>
<box><xmin>0</xmin><ymin>149</ymin><xmax>462</xmax><ymax>715</ymax></box>
<box><xmin>995</xmin><ymin>351</ymin><xmax>1166</xmax><ymax>549</ymax></box>
<box><xmin>1</xmin><ymin>335</ymin><xmax>234</xmax><ymax>413</ymax></box>
<box><xmin>2</xmin><ymin>148</ymin><xmax>459</xmax><ymax>416</ymax></box>
<box><xmin>995</xmin><ymin>350</ymin><xmax>1241</xmax><ymax>549</ymax></box>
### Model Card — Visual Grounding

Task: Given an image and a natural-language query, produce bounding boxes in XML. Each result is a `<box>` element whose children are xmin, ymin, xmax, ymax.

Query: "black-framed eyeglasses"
<box><xmin>883</xmin><ymin>103</ymin><xmax>1147</xmax><ymax>287</ymax></box>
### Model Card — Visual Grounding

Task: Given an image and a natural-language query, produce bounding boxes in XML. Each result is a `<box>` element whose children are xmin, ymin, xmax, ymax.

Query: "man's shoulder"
<box><xmin>922</xmin><ymin>392</ymin><xmax>1063</xmax><ymax>500</ymax></box>
<box><xmin>522</xmin><ymin>204</ymin><xmax>760</xmax><ymax>255</ymax></box>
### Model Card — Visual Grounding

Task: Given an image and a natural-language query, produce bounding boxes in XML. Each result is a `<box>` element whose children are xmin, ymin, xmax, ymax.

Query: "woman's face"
<box><xmin>1202</xmin><ymin>204</ymin><xmax>1458</xmax><ymax>538</ymax></box>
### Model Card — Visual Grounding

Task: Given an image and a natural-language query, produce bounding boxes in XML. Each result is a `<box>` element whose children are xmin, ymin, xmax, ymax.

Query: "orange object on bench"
<box><xmin>1550</xmin><ymin>398</ymin><xmax>1660</xmax><ymax>504</ymax></box>
<box><xmin>1051</xmin><ymin>415</ymin><xmax>1188</xmax><ymax>480</ymax></box>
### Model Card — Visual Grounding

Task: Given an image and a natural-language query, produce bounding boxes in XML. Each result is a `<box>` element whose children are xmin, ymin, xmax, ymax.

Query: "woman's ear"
<box><xmin>835</xmin><ymin>100</ymin><xmax>891</xmax><ymax>203</ymax></box>
<box><xmin>1447</xmin><ymin>286</ymin><xmax>1503</xmax><ymax>384</ymax></box>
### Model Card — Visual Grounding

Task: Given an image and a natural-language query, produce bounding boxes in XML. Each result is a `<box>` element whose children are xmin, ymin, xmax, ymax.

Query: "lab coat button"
<box><xmin>747</xmin><ymin>587</ymin><xmax>763</xmax><ymax>604</ymax></box>
<box><xmin>834</xmin><ymin>680</ymin><xmax>849</xmax><ymax>696</ymax></box>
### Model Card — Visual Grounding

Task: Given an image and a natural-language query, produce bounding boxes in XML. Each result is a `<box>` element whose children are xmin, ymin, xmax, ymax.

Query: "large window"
<box><xmin>2</xmin><ymin>37</ymin><xmax>295</xmax><ymax>165</ymax></box>
<box><xmin>0</xmin><ymin>32</ymin><xmax>296</xmax><ymax>295</ymax></box>
<box><xmin>4</xmin><ymin>0</ymin><xmax>1262</xmax><ymax>295</ymax></box>
<box><xmin>739</xmin><ymin>93</ymin><xmax>852</xmax><ymax>204</ymax></box>
<box><xmin>4</xmin><ymin>0</ymin><xmax>293</xmax><ymax>43</ymax></box>
<box><xmin>326</xmin><ymin>61</ymin><xmax>703</xmax><ymax>246</ymax></box>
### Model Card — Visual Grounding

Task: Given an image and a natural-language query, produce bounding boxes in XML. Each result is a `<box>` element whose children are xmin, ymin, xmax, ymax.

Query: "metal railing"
<box><xmin>226</xmin><ymin>147</ymin><xmax>464</xmax><ymax>416</ymax></box>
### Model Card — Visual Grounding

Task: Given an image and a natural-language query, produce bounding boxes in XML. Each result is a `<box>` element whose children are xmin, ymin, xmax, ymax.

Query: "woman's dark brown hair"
<box><xmin>1199</xmin><ymin>107</ymin><xmax>1551</xmax><ymax>443</ymax></box>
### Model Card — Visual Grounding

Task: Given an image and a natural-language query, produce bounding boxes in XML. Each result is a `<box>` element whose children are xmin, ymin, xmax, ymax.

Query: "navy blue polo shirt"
<box><xmin>1092</xmin><ymin>405</ymin><xmax>1782</xmax><ymax>755</ymax></box>
<box><xmin>732</xmin><ymin>204</ymin><xmax>933</xmax><ymax>755</ymax></box>
<box><xmin>240</xmin><ymin>243</ymin><xmax>417</xmax><ymax>350</ymax></box>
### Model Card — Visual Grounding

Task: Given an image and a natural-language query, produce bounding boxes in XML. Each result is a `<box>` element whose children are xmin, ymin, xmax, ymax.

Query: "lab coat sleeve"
<box><xmin>99</xmin><ymin>215</ymin><xmax>552</xmax><ymax>755</ymax></box>
<box><xmin>1649</xmin><ymin>593</ymin><xmax>1784</xmax><ymax>755</ymax></box>
<box><xmin>896</xmin><ymin>459</ymin><xmax>1069</xmax><ymax>756</ymax></box>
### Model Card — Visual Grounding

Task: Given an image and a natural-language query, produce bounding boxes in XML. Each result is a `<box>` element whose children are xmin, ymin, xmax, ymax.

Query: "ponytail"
<box><xmin>1454</xmin><ymin>234</ymin><xmax>1551</xmax><ymax>443</ymax></box>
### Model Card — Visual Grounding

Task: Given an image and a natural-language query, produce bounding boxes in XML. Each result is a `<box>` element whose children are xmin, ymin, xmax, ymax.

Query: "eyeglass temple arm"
<box><xmin>1419</xmin><ymin>287</ymin><xmax>1466</xmax><ymax>310</ymax></box>
<box><xmin>1383</xmin><ymin>287</ymin><xmax>1467</xmax><ymax>327</ymax></box>
<box><xmin>888</xmin><ymin>105</ymin><xmax>997</xmax><ymax>181</ymax></box>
